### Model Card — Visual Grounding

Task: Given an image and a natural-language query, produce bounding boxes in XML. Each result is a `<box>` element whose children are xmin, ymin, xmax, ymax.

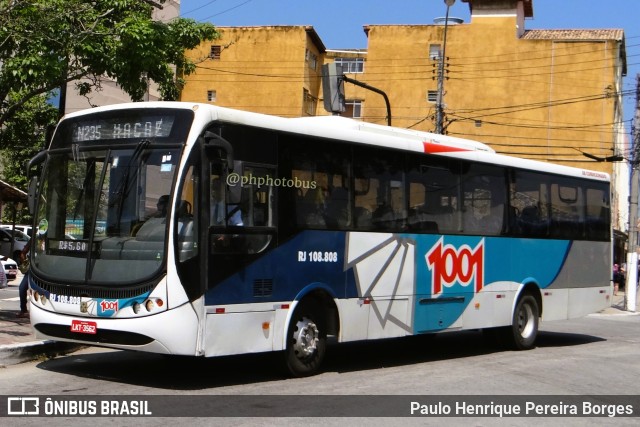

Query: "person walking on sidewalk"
<box><xmin>613</xmin><ymin>263</ymin><xmax>620</xmax><ymax>296</ymax></box>
<box><xmin>16</xmin><ymin>238</ymin><xmax>31</xmax><ymax>318</ymax></box>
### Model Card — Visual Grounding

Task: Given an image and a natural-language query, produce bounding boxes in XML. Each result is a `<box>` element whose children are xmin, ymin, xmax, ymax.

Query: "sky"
<box><xmin>179</xmin><ymin>0</ymin><xmax>640</xmax><ymax>134</ymax></box>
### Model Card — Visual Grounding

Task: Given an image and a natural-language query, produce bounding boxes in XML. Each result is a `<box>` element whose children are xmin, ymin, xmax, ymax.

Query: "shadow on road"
<box><xmin>35</xmin><ymin>328</ymin><xmax>603</xmax><ymax>391</ymax></box>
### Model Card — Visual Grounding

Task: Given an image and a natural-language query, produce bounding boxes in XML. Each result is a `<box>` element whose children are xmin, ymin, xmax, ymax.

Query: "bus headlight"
<box><xmin>144</xmin><ymin>298</ymin><xmax>164</xmax><ymax>312</ymax></box>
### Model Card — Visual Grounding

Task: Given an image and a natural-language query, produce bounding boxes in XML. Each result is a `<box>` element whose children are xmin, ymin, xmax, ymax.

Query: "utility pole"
<box><xmin>625</xmin><ymin>74</ymin><xmax>640</xmax><ymax>311</ymax></box>
<box><xmin>435</xmin><ymin>0</ymin><xmax>455</xmax><ymax>134</ymax></box>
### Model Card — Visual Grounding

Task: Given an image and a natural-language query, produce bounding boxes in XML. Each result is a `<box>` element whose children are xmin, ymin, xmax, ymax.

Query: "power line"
<box><xmin>180</xmin><ymin>0</ymin><xmax>222</xmax><ymax>17</ymax></box>
<box><xmin>199</xmin><ymin>0</ymin><xmax>255</xmax><ymax>21</ymax></box>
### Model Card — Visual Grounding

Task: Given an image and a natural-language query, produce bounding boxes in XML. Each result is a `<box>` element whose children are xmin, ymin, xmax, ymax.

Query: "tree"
<box><xmin>0</xmin><ymin>93</ymin><xmax>58</xmax><ymax>223</ymax></box>
<box><xmin>0</xmin><ymin>0</ymin><xmax>219</xmax><ymax>145</ymax></box>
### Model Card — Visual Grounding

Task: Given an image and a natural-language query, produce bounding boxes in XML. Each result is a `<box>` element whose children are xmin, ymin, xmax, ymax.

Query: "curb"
<box><xmin>590</xmin><ymin>310</ymin><xmax>639</xmax><ymax>317</ymax></box>
<box><xmin>0</xmin><ymin>340</ymin><xmax>84</xmax><ymax>367</ymax></box>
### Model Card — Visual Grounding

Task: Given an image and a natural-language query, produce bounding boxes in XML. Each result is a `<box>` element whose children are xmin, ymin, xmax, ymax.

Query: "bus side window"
<box><xmin>461</xmin><ymin>164</ymin><xmax>506</xmax><ymax>235</ymax></box>
<box><xmin>512</xmin><ymin>170</ymin><xmax>549</xmax><ymax>237</ymax></box>
<box><xmin>361</xmin><ymin>151</ymin><xmax>405</xmax><ymax>232</ymax></box>
<box><xmin>325</xmin><ymin>186</ymin><xmax>349</xmax><ymax>228</ymax></box>
<box><xmin>372</xmin><ymin>184</ymin><xmax>395</xmax><ymax>230</ymax></box>
<box><xmin>298</xmin><ymin>187</ymin><xmax>326</xmax><ymax>228</ymax></box>
<box><xmin>407</xmin><ymin>160</ymin><xmax>458</xmax><ymax>233</ymax></box>
<box><xmin>176</xmin><ymin>166</ymin><xmax>198</xmax><ymax>263</ymax></box>
<box><xmin>585</xmin><ymin>186</ymin><xmax>610</xmax><ymax>240</ymax></box>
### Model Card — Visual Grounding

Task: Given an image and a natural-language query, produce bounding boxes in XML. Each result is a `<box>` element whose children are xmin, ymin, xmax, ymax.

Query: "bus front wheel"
<box><xmin>284</xmin><ymin>306</ymin><xmax>326</xmax><ymax>377</ymax></box>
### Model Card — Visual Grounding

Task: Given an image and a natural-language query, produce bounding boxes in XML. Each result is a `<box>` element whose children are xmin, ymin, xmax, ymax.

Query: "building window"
<box><xmin>207</xmin><ymin>90</ymin><xmax>217</xmax><ymax>102</ymax></box>
<box><xmin>334</xmin><ymin>57</ymin><xmax>365</xmax><ymax>73</ymax></box>
<box><xmin>429</xmin><ymin>44</ymin><xmax>442</xmax><ymax>60</ymax></box>
<box><xmin>210</xmin><ymin>45</ymin><xmax>221</xmax><ymax>59</ymax></box>
<box><xmin>344</xmin><ymin>100</ymin><xmax>362</xmax><ymax>119</ymax></box>
<box><xmin>305</xmin><ymin>49</ymin><xmax>318</xmax><ymax>71</ymax></box>
<box><xmin>303</xmin><ymin>89</ymin><xmax>317</xmax><ymax>116</ymax></box>
<box><xmin>427</xmin><ymin>91</ymin><xmax>438</xmax><ymax>103</ymax></box>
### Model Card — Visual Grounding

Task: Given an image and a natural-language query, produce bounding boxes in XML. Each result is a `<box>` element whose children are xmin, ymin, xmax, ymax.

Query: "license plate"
<box><xmin>70</xmin><ymin>320</ymin><xmax>97</xmax><ymax>335</ymax></box>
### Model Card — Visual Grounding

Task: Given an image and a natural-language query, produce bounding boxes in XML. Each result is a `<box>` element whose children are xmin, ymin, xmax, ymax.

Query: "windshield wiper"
<box><xmin>110</xmin><ymin>140</ymin><xmax>151</xmax><ymax>233</ymax></box>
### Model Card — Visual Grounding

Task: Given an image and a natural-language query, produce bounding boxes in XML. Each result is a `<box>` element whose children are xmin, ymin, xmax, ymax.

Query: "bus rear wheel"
<box><xmin>483</xmin><ymin>294</ymin><xmax>539</xmax><ymax>350</ymax></box>
<box><xmin>506</xmin><ymin>294</ymin><xmax>539</xmax><ymax>350</ymax></box>
<box><xmin>284</xmin><ymin>306</ymin><xmax>326</xmax><ymax>377</ymax></box>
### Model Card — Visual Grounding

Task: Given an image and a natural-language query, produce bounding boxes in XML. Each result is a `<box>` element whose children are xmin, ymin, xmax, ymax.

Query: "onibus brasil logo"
<box><xmin>426</xmin><ymin>237</ymin><xmax>485</xmax><ymax>296</ymax></box>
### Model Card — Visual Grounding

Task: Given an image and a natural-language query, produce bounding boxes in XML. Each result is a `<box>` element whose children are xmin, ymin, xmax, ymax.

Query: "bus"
<box><xmin>26</xmin><ymin>102</ymin><xmax>612</xmax><ymax>376</ymax></box>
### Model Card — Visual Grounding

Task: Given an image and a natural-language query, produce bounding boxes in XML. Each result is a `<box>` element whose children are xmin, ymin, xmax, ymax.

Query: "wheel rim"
<box><xmin>517</xmin><ymin>302</ymin><xmax>535</xmax><ymax>339</ymax></box>
<box><xmin>292</xmin><ymin>316</ymin><xmax>320</xmax><ymax>359</ymax></box>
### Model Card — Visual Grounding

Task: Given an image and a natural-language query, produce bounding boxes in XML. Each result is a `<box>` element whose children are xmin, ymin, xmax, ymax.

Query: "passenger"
<box><xmin>131</xmin><ymin>195</ymin><xmax>170</xmax><ymax>237</ymax></box>
<box><xmin>153</xmin><ymin>195</ymin><xmax>169</xmax><ymax>218</ymax></box>
<box><xmin>211</xmin><ymin>179</ymin><xmax>243</xmax><ymax>226</ymax></box>
<box><xmin>16</xmin><ymin>239</ymin><xmax>31</xmax><ymax>318</ymax></box>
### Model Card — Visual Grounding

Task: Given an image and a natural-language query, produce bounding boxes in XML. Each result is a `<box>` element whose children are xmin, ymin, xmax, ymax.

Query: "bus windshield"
<box><xmin>32</xmin><ymin>109</ymin><xmax>194</xmax><ymax>285</ymax></box>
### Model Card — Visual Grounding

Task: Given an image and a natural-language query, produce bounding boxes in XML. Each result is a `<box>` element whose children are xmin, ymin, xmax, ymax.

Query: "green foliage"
<box><xmin>0</xmin><ymin>93</ymin><xmax>58</xmax><ymax>224</ymax></box>
<box><xmin>0</xmin><ymin>0</ymin><xmax>219</xmax><ymax>223</ymax></box>
<box><xmin>0</xmin><ymin>0</ymin><xmax>219</xmax><ymax>136</ymax></box>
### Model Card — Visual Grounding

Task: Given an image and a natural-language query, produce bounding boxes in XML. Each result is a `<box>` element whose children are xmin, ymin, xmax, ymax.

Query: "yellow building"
<box><xmin>181</xmin><ymin>0</ymin><xmax>629</xmax><ymax>233</ymax></box>
<box><xmin>180</xmin><ymin>25</ymin><xmax>326</xmax><ymax>118</ymax></box>
<box><xmin>361</xmin><ymin>0</ymin><xmax>627</xmax><ymax>174</ymax></box>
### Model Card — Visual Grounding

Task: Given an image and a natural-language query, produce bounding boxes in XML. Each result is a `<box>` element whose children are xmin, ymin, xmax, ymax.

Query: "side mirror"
<box><xmin>27</xmin><ymin>176</ymin><xmax>39</xmax><ymax>215</ymax></box>
<box><xmin>203</xmin><ymin>131</ymin><xmax>234</xmax><ymax>172</ymax></box>
<box><xmin>27</xmin><ymin>150</ymin><xmax>47</xmax><ymax>179</ymax></box>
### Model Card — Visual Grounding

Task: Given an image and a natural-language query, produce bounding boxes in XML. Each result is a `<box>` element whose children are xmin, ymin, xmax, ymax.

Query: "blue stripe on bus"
<box><xmin>204</xmin><ymin>231</ymin><xmax>570</xmax><ymax>318</ymax></box>
<box><xmin>204</xmin><ymin>231</ymin><xmax>356</xmax><ymax>305</ymax></box>
<box><xmin>412</xmin><ymin>235</ymin><xmax>570</xmax><ymax>332</ymax></box>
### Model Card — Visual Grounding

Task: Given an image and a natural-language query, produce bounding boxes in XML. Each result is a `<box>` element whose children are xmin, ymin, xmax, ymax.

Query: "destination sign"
<box><xmin>71</xmin><ymin>115</ymin><xmax>175</xmax><ymax>142</ymax></box>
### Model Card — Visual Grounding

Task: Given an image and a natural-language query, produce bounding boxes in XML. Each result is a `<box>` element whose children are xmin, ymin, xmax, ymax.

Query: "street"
<box><xmin>0</xmin><ymin>270</ymin><xmax>23</xmax><ymax>312</ymax></box>
<box><xmin>0</xmin><ymin>309</ymin><xmax>638</xmax><ymax>426</ymax></box>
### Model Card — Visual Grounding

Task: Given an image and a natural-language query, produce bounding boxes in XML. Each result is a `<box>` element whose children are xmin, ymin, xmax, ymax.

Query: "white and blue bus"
<box><xmin>27</xmin><ymin>102</ymin><xmax>612</xmax><ymax>376</ymax></box>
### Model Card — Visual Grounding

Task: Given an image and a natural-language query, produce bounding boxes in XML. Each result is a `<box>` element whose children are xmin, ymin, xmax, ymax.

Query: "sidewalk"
<box><xmin>0</xmin><ymin>290</ymin><xmax>638</xmax><ymax>367</ymax></box>
<box><xmin>597</xmin><ymin>289</ymin><xmax>640</xmax><ymax>315</ymax></box>
<box><xmin>0</xmin><ymin>308</ymin><xmax>81</xmax><ymax>367</ymax></box>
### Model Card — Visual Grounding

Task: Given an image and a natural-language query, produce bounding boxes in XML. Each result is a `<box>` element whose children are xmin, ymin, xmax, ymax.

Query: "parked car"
<box><xmin>0</xmin><ymin>228</ymin><xmax>28</xmax><ymax>261</ymax></box>
<box><xmin>2</xmin><ymin>228</ymin><xmax>30</xmax><ymax>241</ymax></box>
<box><xmin>0</xmin><ymin>224</ymin><xmax>33</xmax><ymax>237</ymax></box>
<box><xmin>1</xmin><ymin>256</ymin><xmax>18</xmax><ymax>281</ymax></box>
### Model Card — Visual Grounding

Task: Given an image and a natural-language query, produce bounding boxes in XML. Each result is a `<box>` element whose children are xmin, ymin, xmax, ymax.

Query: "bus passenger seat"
<box><xmin>520</xmin><ymin>205</ymin><xmax>539</xmax><ymax>223</ymax></box>
<box><xmin>354</xmin><ymin>207</ymin><xmax>372</xmax><ymax>228</ymax></box>
<box><xmin>299</xmin><ymin>188</ymin><xmax>326</xmax><ymax>227</ymax></box>
<box><xmin>326</xmin><ymin>187</ymin><xmax>349</xmax><ymax>227</ymax></box>
<box><xmin>178</xmin><ymin>200</ymin><xmax>192</xmax><ymax>217</ymax></box>
<box><xmin>519</xmin><ymin>205</ymin><xmax>541</xmax><ymax>235</ymax></box>
<box><xmin>372</xmin><ymin>204</ymin><xmax>394</xmax><ymax>229</ymax></box>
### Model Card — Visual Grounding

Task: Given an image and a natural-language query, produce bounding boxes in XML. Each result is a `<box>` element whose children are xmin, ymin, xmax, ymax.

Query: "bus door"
<box><xmin>202</xmin><ymin>133</ymin><xmax>277</xmax><ymax>299</ymax></box>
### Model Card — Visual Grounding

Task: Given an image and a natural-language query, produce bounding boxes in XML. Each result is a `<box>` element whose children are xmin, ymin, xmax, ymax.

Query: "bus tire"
<box><xmin>506</xmin><ymin>294</ymin><xmax>539</xmax><ymax>350</ymax></box>
<box><xmin>284</xmin><ymin>305</ymin><xmax>326</xmax><ymax>377</ymax></box>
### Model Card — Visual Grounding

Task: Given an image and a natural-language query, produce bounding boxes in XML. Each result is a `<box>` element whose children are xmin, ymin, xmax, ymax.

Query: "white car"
<box><xmin>1</xmin><ymin>256</ymin><xmax>18</xmax><ymax>282</ymax></box>
<box><xmin>0</xmin><ymin>224</ymin><xmax>33</xmax><ymax>238</ymax></box>
<box><xmin>0</xmin><ymin>259</ymin><xmax>6</xmax><ymax>289</ymax></box>
<box><xmin>0</xmin><ymin>228</ymin><xmax>28</xmax><ymax>261</ymax></box>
